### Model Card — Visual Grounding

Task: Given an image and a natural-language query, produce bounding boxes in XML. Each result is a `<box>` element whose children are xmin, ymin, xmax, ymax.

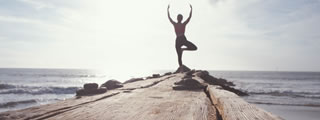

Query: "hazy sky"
<box><xmin>0</xmin><ymin>0</ymin><xmax>320</xmax><ymax>72</ymax></box>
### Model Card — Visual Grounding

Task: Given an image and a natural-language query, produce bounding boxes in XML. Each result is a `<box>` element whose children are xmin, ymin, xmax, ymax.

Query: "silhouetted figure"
<box><xmin>168</xmin><ymin>4</ymin><xmax>197</xmax><ymax>67</ymax></box>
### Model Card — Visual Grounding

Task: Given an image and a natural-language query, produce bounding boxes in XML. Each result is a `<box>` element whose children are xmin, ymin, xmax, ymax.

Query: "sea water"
<box><xmin>209</xmin><ymin>71</ymin><xmax>320</xmax><ymax>107</ymax></box>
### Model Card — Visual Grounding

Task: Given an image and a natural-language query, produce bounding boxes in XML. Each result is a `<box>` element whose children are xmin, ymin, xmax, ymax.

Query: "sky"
<box><xmin>0</xmin><ymin>0</ymin><xmax>320</xmax><ymax>72</ymax></box>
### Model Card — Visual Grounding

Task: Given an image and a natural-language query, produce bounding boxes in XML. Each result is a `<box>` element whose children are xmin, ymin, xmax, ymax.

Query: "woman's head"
<box><xmin>177</xmin><ymin>14</ymin><xmax>183</xmax><ymax>23</ymax></box>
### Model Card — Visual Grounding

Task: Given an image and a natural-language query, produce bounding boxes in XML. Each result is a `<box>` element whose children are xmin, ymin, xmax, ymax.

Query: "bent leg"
<box><xmin>182</xmin><ymin>40</ymin><xmax>197</xmax><ymax>51</ymax></box>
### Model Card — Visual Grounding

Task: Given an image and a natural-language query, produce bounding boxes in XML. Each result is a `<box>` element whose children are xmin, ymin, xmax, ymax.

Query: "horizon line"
<box><xmin>0</xmin><ymin>67</ymin><xmax>319</xmax><ymax>73</ymax></box>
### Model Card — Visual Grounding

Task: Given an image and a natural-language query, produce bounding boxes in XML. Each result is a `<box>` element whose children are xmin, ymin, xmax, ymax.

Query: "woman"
<box><xmin>167</xmin><ymin>4</ymin><xmax>197</xmax><ymax>67</ymax></box>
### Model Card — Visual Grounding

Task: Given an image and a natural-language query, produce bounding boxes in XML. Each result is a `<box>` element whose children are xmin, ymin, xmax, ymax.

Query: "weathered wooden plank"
<box><xmin>207</xmin><ymin>85</ymin><xmax>283</xmax><ymax>120</ymax></box>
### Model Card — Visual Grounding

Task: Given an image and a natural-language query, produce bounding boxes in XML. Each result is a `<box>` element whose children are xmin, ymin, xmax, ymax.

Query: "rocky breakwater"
<box><xmin>171</xmin><ymin>69</ymin><xmax>247</xmax><ymax>96</ymax></box>
<box><xmin>196</xmin><ymin>70</ymin><xmax>248</xmax><ymax>96</ymax></box>
<box><xmin>75</xmin><ymin>71</ymin><xmax>173</xmax><ymax>96</ymax></box>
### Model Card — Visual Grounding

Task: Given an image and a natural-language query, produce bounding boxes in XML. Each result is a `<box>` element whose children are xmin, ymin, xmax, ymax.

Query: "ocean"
<box><xmin>209</xmin><ymin>71</ymin><xmax>320</xmax><ymax>107</ymax></box>
<box><xmin>0</xmin><ymin>68</ymin><xmax>320</xmax><ymax>119</ymax></box>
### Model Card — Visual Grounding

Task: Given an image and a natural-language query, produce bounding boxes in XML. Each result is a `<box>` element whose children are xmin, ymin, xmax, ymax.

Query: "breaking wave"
<box><xmin>248</xmin><ymin>90</ymin><xmax>320</xmax><ymax>99</ymax></box>
<box><xmin>0</xmin><ymin>84</ymin><xmax>79</xmax><ymax>95</ymax></box>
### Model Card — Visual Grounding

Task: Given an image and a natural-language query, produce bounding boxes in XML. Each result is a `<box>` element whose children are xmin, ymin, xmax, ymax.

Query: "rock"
<box><xmin>146</xmin><ymin>76</ymin><xmax>153</xmax><ymax>79</ymax></box>
<box><xmin>76</xmin><ymin>87</ymin><xmax>107</xmax><ymax>96</ymax></box>
<box><xmin>174</xmin><ymin>78</ymin><xmax>204</xmax><ymax>87</ymax></box>
<box><xmin>172</xmin><ymin>85</ymin><xmax>205</xmax><ymax>91</ymax></box>
<box><xmin>124</xmin><ymin>78</ymin><xmax>144</xmax><ymax>84</ymax></box>
<box><xmin>101</xmin><ymin>80</ymin><xmax>123</xmax><ymax>90</ymax></box>
<box><xmin>195</xmin><ymin>71</ymin><xmax>248</xmax><ymax>96</ymax></box>
<box><xmin>175</xmin><ymin>65</ymin><xmax>191</xmax><ymax>73</ymax></box>
<box><xmin>84</xmin><ymin>83</ymin><xmax>98</xmax><ymax>90</ymax></box>
<box><xmin>186</xmin><ymin>70</ymin><xmax>196</xmax><ymax>76</ymax></box>
<box><xmin>165</xmin><ymin>72</ymin><xmax>172</xmax><ymax>75</ymax></box>
<box><xmin>183</xmin><ymin>75</ymin><xmax>192</xmax><ymax>79</ymax></box>
<box><xmin>145</xmin><ymin>74</ymin><xmax>161</xmax><ymax>79</ymax></box>
<box><xmin>173</xmin><ymin>78</ymin><xmax>207</xmax><ymax>90</ymax></box>
<box><xmin>195</xmin><ymin>70</ymin><xmax>209</xmax><ymax>78</ymax></box>
<box><xmin>76</xmin><ymin>83</ymin><xmax>107</xmax><ymax>96</ymax></box>
<box><xmin>183</xmin><ymin>70</ymin><xmax>196</xmax><ymax>79</ymax></box>
<box><xmin>196</xmin><ymin>71</ymin><xmax>234</xmax><ymax>86</ymax></box>
<box><xmin>152</xmin><ymin>74</ymin><xmax>160</xmax><ymax>78</ymax></box>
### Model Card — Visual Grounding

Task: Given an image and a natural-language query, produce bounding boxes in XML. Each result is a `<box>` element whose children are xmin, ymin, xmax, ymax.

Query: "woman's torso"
<box><xmin>174</xmin><ymin>23</ymin><xmax>186</xmax><ymax>36</ymax></box>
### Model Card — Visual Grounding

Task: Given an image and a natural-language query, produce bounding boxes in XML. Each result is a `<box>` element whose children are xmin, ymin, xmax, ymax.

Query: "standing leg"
<box><xmin>176</xmin><ymin>48</ymin><xmax>183</xmax><ymax>66</ymax></box>
<box><xmin>176</xmin><ymin>38</ymin><xmax>183</xmax><ymax>67</ymax></box>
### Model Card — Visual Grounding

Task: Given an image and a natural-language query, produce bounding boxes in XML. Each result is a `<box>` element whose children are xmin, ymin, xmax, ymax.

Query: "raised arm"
<box><xmin>167</xmin><ymin>5</ymin><xmax>175</xmax><ymax>24</ymax></box>
<box><xmin>183</xmin><ymin>4</ymin><xmax>192</xmax><ymax>25</ymax></box>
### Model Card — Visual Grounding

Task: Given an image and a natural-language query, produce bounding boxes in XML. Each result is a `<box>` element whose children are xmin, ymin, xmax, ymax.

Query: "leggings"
<box><xmin>175</xmin><ymin>35</ymin><xmax>197</xmax><ymax>66</ymax></box>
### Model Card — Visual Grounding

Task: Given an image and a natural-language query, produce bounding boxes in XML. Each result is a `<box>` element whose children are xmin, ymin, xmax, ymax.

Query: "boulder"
<box><xmin>124</xmin><ymin>78</ymin><xmax>144</xmax><ymax>84</ymax></box>
<box><xmin>186</xmin><ymin>70</ymin><xmax>196</xmax><ymax>76</ymax></box>
<box><xmin>174</xmin><ymin>78</ymin><xmax>205</xmax><ymax>87</ymax></box>
<box><xmin>76</xmin><ymin>83</ymin><xmax>107</xmax><ymax>96</ymax></box>
<box><xmin>196</xmin><ymin>71</ymin><xmax>234</xmax><ymax>86</ymax></box>
<box><xmin>101</xmin><ymin>80</ymin><xmax>123</xmax><ymax>90</ymax></box>
<box><xmin>146</xmin><ymin>76</ymin><xmax>154</xmax><ymax>79</ymax></box>
<box><xmin>195</xmin><ymin>71</ymin><xmax>248</xmax><ymax>96</ymax></box>
<box><xmin>145</xmin><ymin>74</ymin><xmax>161</xmax><ymax>79</ymax></box>
<box><xmin>76</xmin><ymin>87</ymin><xmax>107</xmax><ymax>96</ymax></box>
<box><xmin>163</xmin><ymin>72</ymin><xmax>172</xmax><ymax>76</ymax></box>
<box><xmin>173</xmin><ymin>78</ymin><xmax>207</xmax><ymax>90</ymax></box>
<box><xmin>195</xmin><ymin>70</ymin><xmax>209</xmax><ymax>78</ymax></box>
<box><xmin>152</xmin><ymin>74</ymin><xmax>160</xmax><ymax>78</ymax></box>
<box><xmin>183</xmin><ymin>70</ymin><xmax>196</xmax><ymax>79</ymax></box>
<box><xmin>175</xmin><ymin>65</ymin><xmax>191</xmax><ymax>73</ymax></box>
<box><xmin>84</xmin><ymin>83</ymin><xmax>98</xmax><ymax>90</ymax></box>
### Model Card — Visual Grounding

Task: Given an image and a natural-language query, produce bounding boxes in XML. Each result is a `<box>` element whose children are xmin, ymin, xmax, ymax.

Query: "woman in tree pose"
<box><xmin>167</xmin><ymin>4</ymin><xmax>197</xmax><ymax>67</ymax></box>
